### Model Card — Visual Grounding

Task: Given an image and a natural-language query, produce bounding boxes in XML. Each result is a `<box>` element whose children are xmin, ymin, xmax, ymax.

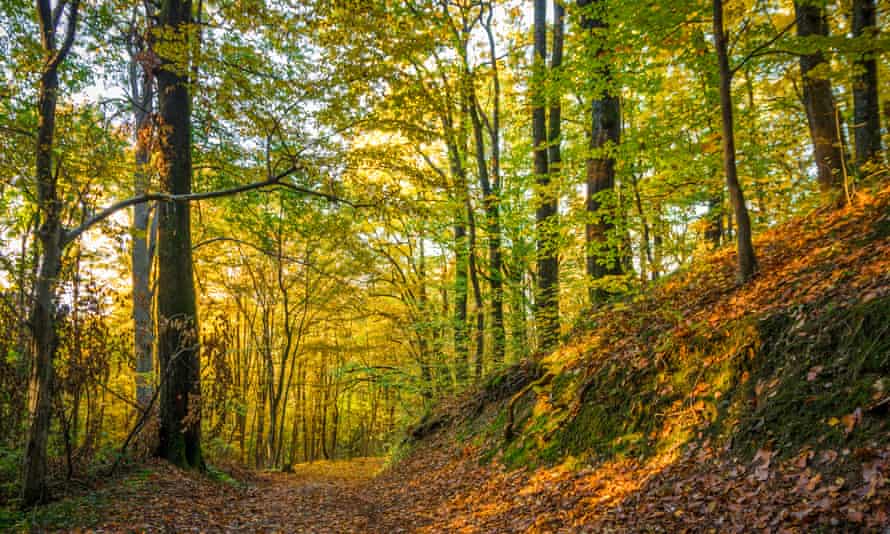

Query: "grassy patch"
<box><xmin>206</xmin><ymin>464</ymin><xmax>244</xmax><ymax>488</ymax></box>
<box><xmin>0</xmin><ymin>464</ymin><xmax>158</xmax><ymax>532</ymax></box>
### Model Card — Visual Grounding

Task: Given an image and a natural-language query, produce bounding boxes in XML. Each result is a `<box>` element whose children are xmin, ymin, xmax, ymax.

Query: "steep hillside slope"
<box><xmin>395</xmin><ymin>187</ymin><xmax>890</xmax><ymax>531</ymax></box>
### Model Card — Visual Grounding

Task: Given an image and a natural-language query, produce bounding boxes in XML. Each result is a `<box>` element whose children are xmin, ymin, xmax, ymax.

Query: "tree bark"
<box><xmin>714</xmin><ymin>0</ymin><xmax>757</xmax><ymax>282</ymax></box>
<box><xmin>533</xmin><ymin>0</ymin><xmax>559</xmax><ymax>352</ymax></box>
<box><xmin>852</xmin><ymin>0</ymin><xmax>882</xmax><ymax>168</ymax></box>
<box><xmin>795</xmin><ymin>1</ymin><xmax>845</xmax><ymax>195</ymax></box>
<box><xmin>508</xmin><ymin>246</ymin><xmax>528</xmax><ymax>360</ymax></box>
<box><xmin>154</xmin><ymin>0</ymin><xmax>203</xmax><ymax>469</ymax></box>
<box><xmin>453</xmin><ymin>220</ymin><xmax>469</xmax><ymax>381</ymax></box>
<box><xmin>481</xmin><ymin>7</ymin><xmax>505</xmax><ymax>365</ymax></box>
<box><xmin>21</xmin><ymin>0</ymin><xmax>80</xmax><ymax>507</ymax></box>
<box><xmin>579</xmin><ymin>0</ymin><xmax>623</xmax><ymax>305</ymax></box>
<box><xmin>130</xmin><ymin>34</ymin><xmax>155</xmax><ymax>409</ymax></box>
<box><xmin>467</xmin><ymin>201</ymin><xmax>484</xmax><ymax>380</ymax></box>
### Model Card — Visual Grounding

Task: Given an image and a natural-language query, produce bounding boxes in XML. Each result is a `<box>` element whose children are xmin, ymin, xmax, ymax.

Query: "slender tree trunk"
<box><xmin>795</xmin><ymin>1</ymin><xmax>846</xmax><ymax>195</ymax></box>
<box><xmin>481</xmin><ymin>7</ymin><xmax>505</xmax><ymax>364</ymax></box>
<box><xmin>301</xmin><ymin>368</ymin><xmax>309</xmax><ymax>462</ymax></box>
<box><xmin>714</xmin><ymin>0</ymin><xmax>758</xmax><ymax>282</ymax></box>
<box><xmin>468</xmin><ymin>95</ymin><xmax>503</xmax><ymax>368</ymax></box>
<box><xmin>467</xmin><ymin>202</ymin><xmax>484</xmax><ymax>380</ymax></box>
<box><xmin>254</xmin><ymin>377</ymin><xmax>267</xmax><ymax>467</ymax></box>
<box><xmin>130</xmin><ymin>45</ymin><xmax>155</xmax><ymax>409</ymax></box>
<box><xmin>533</xmin><ymin>0</ymin><xmax>559</xmax><ymax>352</ymax></box>
<box><xmin>319</xmin><ymin>366</ymin><xmax>329</xmax><ymax>460</ymax></box>
<box><xmin>417</xmin><ymin>238</ymin><xmax>434</xmax><ymax>398</ymax></box>
<box><xmin>507</xmin><ymin>247</ymin><xmax>528</xmax><ymax>360</ymax></box>
<box><xmin>453</xmin><ymin>220</ymin><xmax>469</xmax><ymax>381</ymax></box>
<box><xmin>629</xmin><ymin>168</ymin><xmax>653</xmax><ymax>281</ymax></box>
<box><xmin>21</xmin><ymin>0</ymin><xmax>80</xmax><ymax>507</ymax></box>
<box><xmin>23</xmin><ymin>67</ymin><xmax>64</xmax><ymax>507</ymax></box>
<box><xmin>852</xmin><ymin>0</ymin><xmax>882</xmax><ymax>168</ymax></box>
<box><xmin>287</xmin><ymin>363</ymin><xmax>303</xmax><ymax>468</ymax></box>
<box><xmin>704</xmin><ymin>195</ymin><xmax>724</xmax><ymax>248</ymax></box>
<box><xmin>329</xmin><ymin>390</ymin><xmax>339</xmax><ymax>460</ymax></box>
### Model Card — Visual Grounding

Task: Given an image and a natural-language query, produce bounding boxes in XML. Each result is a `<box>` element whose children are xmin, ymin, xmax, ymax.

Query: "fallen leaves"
<box><xmin>40</xmin><ymin>435</ymin><xmax>888</xmax><ymax>533</ymax></box>
<box><xmin>841</xmin><ymin>408</ymin><xmax>862</xmax><ymax>435</ymax></box>
<box><xmin>746</xmin><ymin>451</ymin><xmax>769</xmax><ymax>482</ymax></box>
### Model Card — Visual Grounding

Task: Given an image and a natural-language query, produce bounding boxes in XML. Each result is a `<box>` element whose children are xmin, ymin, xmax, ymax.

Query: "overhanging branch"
<box><xmin>63</xmin><ymin>165</ymin><xmax>364</xmax><ymax>246</ymax></box>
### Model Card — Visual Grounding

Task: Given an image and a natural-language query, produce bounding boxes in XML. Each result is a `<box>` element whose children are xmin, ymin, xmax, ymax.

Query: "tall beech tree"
<box><xmin>533</xmin><ymin>0</ymin><xmax>559</xmax><ymax>351</ymax></box>
<box><xmin>22</xmin><ymin>0</ymin><xmax>81</xmax><ymax>507</ymax></box>
<box><xmin>127</xmin><ymin>12</ymin><xmax>156</xmax><ymax>409</ymax></box>
<box><xmin>466</xmin><ymin>2</ymin><xmax>505</xmax><ymax>365</ymax></box>
<box><xmin>795</xmin><ymin>0</ymin><xmax>845</xmax><ymax>195</ymax></box>
<box><xmin>852</xmin><ymin>0</ymin><xmax>882</xmax><ymax>168</ymax></box>
<box><xmin>153</xmin><ymin>0</ymin><xmax>203</xmax><ymax>469</ymax></box>
<box><xmin>713</xmin><ymin>0</ymin><xmax>757</xmax><ymax>282</ymax></box>
<box><xmin>579</xmin><ymin>0</ymin><xmax>623</xmax><ymax>303</ymax></box>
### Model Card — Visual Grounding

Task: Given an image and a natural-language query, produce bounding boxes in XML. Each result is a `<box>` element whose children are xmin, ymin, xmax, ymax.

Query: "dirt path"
<box><xmin>89</xmin><ymin>458</ymin><xmax>414</xmax><ymax>533</ymax></box>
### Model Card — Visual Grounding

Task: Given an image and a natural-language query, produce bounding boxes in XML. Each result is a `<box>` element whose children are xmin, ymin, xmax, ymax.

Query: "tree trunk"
<box><xmin>579</xmin><ymin>0</ymin><xmax>623</xmax><ymax>305</ymax></box>
<box><xmin>154</xmin><ymin>0</ymin><xmax>202</xmax><ymax>469</ymax></box>
<box><xmin>417</xmin><ymin>238</ymin><xmax>434</xmax><ymax>398</ymax></box>
<box><xmin>508</xmin><ymin>247</ymin><xmax>528</xmax><ymax>360</ymax></box>
<box><xmin>852</xmin><ymin>0</ymin><xmax>882</xmax><ymax>168</ymax></box>
<box><xmin>795</xmin><ymin>1</ymin><xmax>846</xmax><ymax>195</ymax></box>
<box><xmin>453</xmin><ymin>221</ymin><xmax>469</xmax><ymax>381</ymax></box>
<box><xmin>21</xmin><ymin>0</ymin><xmax>80</xmax><ymax>507</ymax></box>
<box><xmin>468</xmin><ymin>93</ymin><xmax>504</xmax><ymax>368</ymax></box>
<box><xmin>714</xmin><ymin>0</ymin><xmax>758</xmax><ymax>282</ymax></box>
<box><xmin>467</xmin><ymin>202</ymin><xmax>484</xmax><ymax>380</ymax></box>
<box><xmin>533</xmin><ymin>0</ymin><xmax>559</xmax><ymax>352</ymax></box>
<box><xmin>704</xmin><ymin>195</ymin><xmax>723</xmax><ymax>248</ymax></box>
<box><xmin>130</xmin><ymin>45</ymin><xmax>155</xmax><ymax>409</ymax></box>
<box><xmin>481</xmin><ymin>8</ymin><xmax>505</xmax><ymax>365</ymax></box>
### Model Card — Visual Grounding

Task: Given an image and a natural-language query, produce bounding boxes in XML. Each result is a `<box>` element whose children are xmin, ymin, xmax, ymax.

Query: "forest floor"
<box><xmin>10</xmin><ymin>431</ymin><xmax>890</xmax><ymax>532</ymax></box>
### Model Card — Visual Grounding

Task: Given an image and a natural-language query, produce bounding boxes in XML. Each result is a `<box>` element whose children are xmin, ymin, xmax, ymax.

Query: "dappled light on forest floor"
<box><xmin>370</xmin><ymin>437</ymin><xmax>890</xmax><ymax>532</ymax></box>
<box><xmin>52</xmin><ymin>436</ymin><xmax>887</xmax><ymax>532</ymax></box>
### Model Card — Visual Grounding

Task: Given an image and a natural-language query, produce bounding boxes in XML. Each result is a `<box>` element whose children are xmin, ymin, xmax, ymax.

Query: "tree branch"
<box><xmin>63</xmin><ymin>165</ymin><xmax>363</xmax><ymax>246</ymax></box>
<box><xmin>48</xmin><ymin>0</ymin><xmax>80</xmax><ymax>71</ymax></box>
<box><xmin>731</xmin><ymin>14</ymin><xmax>800</xmax><ymax>76</ymax></box>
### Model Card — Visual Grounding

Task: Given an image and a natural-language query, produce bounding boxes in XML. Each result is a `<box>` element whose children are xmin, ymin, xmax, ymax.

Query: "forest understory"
<box><xmin>8</xmin><ymin>186</ymin><xmax>890</xmax><ymax>533</ymax></box>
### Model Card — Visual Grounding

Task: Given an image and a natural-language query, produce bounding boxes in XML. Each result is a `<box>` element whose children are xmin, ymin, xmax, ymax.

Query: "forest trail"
<box><xmin>88</xmin><ymin>457</ymin><xmax>412</xmax><ymax>533</ymax></box>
